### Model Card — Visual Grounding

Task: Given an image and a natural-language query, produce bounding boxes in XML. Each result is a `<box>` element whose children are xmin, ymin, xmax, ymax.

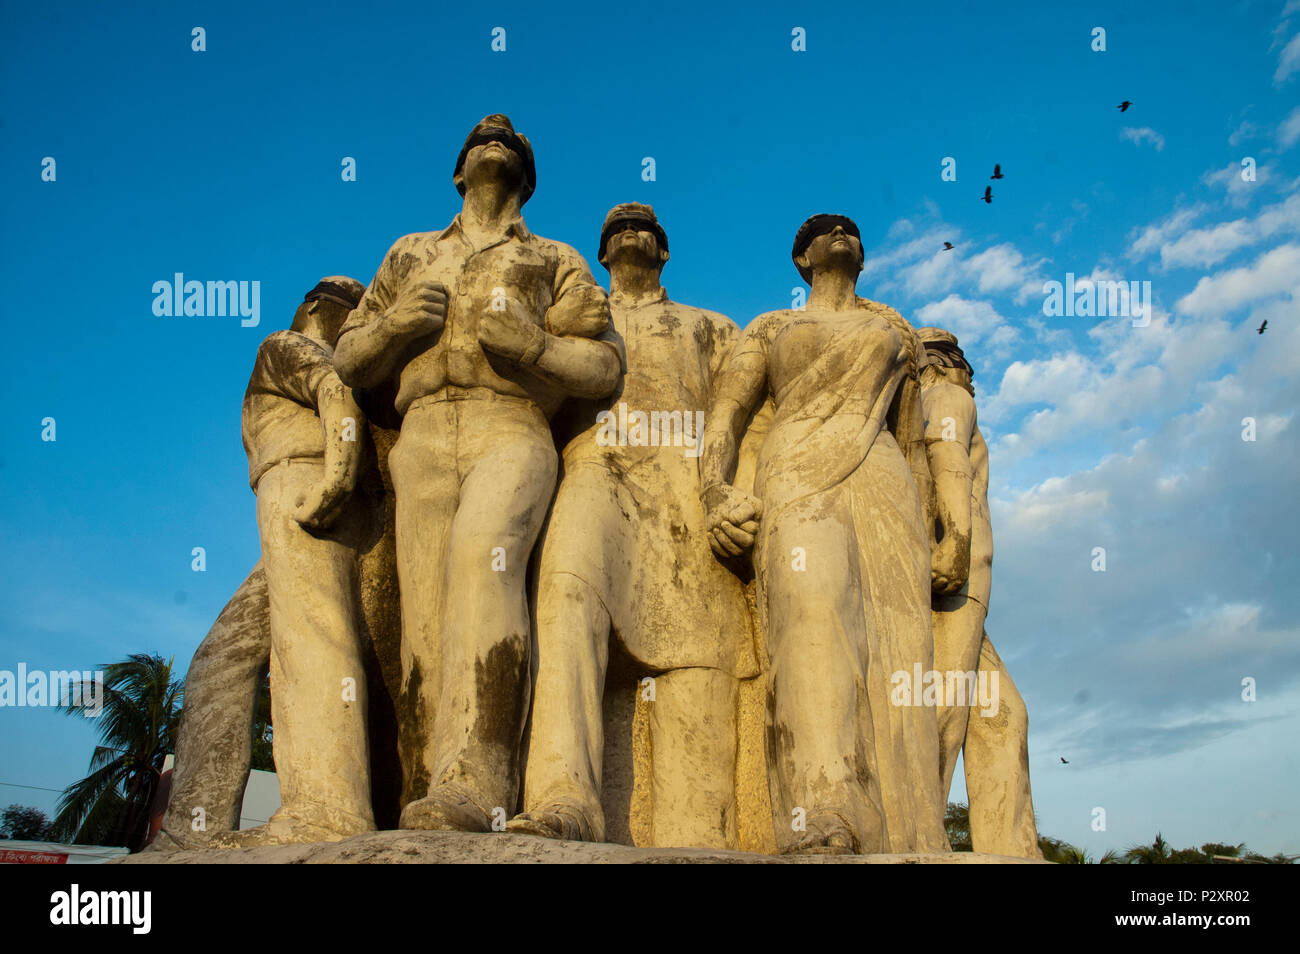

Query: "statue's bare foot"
<box><xmin>208</xmin><ymin>813</ymin><xmax>352</xmax><ymax>849</ymax></box>
<box><xmin>399</xmin><ymin>784</ymin><xmax>491</xmax><ymax>833</ymax></box>
<box><xmin>505</xmin><ymin>803</ymin><xmax>598</xmax><ymax>842</ymax></box>
<box><xmin>783</xmin><ymin>812</ymin><xmax>859</xmax><ymax>856</ymax></box>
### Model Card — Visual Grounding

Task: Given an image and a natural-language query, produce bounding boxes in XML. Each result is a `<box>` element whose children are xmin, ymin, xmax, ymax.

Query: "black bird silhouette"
<box><xmin>991</xmin><ymin>163</ymin><xmax>1004</xmax><ymax>179</ymax></box>
<box><xmin>1060</xmin><ymin>757</ymin><xmax>1069</xmax><ymax>764</ymax></box>
<box><xmin>1258</xmin><ymin>320</ymin><xmax>1268</xmax><ymax>335</ymax></box>
<box><xmin>1118</xmin><ymin>100</ymin><xmax>1133</xmax><ymax>112</ymax></box>
<box><xmin>981</xmin><ymin>186</ymin><xmax>993</xmax><ymax>204</ymax></box>
<box><xmin>943</xmin><ymin>241</ymin><xmax>955</xmax><ymax>251</ymax></box>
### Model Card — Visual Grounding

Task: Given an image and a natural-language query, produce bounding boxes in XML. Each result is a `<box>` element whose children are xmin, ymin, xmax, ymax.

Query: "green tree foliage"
<box><xmin>250</xmin><ymin>662</ymin><xmax>274</xmax><ymax>772</ymax></box>
<box><xmin>48</xmin><ymin>654</ymin><xmax>183</xmax><ymax>852</ymax></box>
<box><xmin>945</xmin><ymin>805</ymin><xmax>1295</xmax><ymax>863</ymax></box>
<box><xmin>0</xmin><ymin>804</ymin><xmax>52</xmax><ymax>840</ymax></box>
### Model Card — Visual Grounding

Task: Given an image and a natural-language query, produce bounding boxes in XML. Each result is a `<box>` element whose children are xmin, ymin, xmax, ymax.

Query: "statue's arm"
<box><xmin>924</xmin><ymin>384</ymin><xmax>976</xmax><ymax>592</ymax></box>
<box><xmin>335</xmin><ymin>238</ymin><xmax>445</xmax><ymax>389</ymax></box>
<box><xmin>479</xmin><ymin>243</ymin><xmax>621</xmax><ymax>399</ymax></box>
<box><xmin>698</xmin><ymin>319</ymin><xmax>770</xmax><ymax>558</ymax></box>
<box><xmin>245</xmin><ymin>331</ymin><xmax>367</xmax><ymax>530</ymax></box>
<box><xmin>700</xmin><ymin>321</ymin><xmax>769</xmax><ymax>493</ymax></box>
<box><xmin>300</xmin><ymin>373</ymin><xmax>366</xmax><ymax>532</ymax></box>
<box><xmin>899</xmin><ymin>371</ymin><xmax>936</xmax><ymax>541</ymax></box>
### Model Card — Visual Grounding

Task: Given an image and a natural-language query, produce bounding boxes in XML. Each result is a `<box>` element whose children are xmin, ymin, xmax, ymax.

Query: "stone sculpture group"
<box><xmin>154</xmin><ymin>115</ymin><xmax>1041</xmax><ymax>858</ymax></box>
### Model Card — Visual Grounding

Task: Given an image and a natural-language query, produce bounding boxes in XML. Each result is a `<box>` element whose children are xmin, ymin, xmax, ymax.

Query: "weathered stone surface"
<box><xmin>156</xmin><ymin>123</ymin><xmax>1042</xmax><ymax>861</ymax></box>
<box><xmin>124</xmin><ymin>830</ymin><xmax>1049</xmax><ymax>864</ymax></box>
<box><xmin>699</xmin><ymin>214</ymin><xmax>948</xmax><ymax>854</ymax></box>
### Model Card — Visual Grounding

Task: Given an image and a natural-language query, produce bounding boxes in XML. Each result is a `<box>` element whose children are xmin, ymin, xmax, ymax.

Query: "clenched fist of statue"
<box><xmin>385</xmin><ymin>280</ymin><xmax>447</xmax><ymax>338</ymax></box>
<box><xmin>930</xmin><ymin>533</ymin><xmax>971</xmax><ymax>594</ymax></box>
<box><xmin>478</xmin><ymin>298</ymin><xmax>547</xmax><ymax>364</ymax></box>
<box><xmin>294</xmin><ymin>476</ymin><xmax>355</xmax><ymax>533</ymax></box>
<box><xmin>702</xmin><ymin>482</ymin><xmax>762</xmax><ymax>558</ymax></box>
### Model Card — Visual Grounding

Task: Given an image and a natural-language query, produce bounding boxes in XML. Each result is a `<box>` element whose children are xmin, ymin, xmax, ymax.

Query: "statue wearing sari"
<box><xmin>699</xmin><ymin>215</ymin><xmax>948</xmax><ymax>854</ymax></box>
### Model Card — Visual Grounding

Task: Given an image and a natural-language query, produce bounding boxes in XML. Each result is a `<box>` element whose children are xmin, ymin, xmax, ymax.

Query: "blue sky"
<box><xmin>2</xmin><ymin>0</ymin><xmax>1297</xmax><ymax>856</ymax></box>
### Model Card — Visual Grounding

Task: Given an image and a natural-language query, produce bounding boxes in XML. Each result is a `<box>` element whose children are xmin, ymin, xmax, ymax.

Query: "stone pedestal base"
<box><xmin>122</xmin><ymin>829</ymin><xmax>1049</xmax><ymax>864</ymax></box>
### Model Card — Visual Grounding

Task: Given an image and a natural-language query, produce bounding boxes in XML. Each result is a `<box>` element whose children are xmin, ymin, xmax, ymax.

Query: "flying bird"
<box><xmin>1258</xmin><ymin>320</ymin><xmax>1268</xmax><ymax>334</ymax></box>
<box><xmin>943</xmin><ymin>241</ymin><xmax>955</xmax><ymax>251</ymax></box>
<box><xmin>1060</xmin><ymin>757</ymin><xmax>1069</xmax><ymax>764</ymax></box>
<box><xmin>1118</xmin><ymin>100</ymin><xmax>1133</xmax><ymax>112</ymax></box>
<box><xmin>990</xmin><ymin>163</ymin><xmax>1004</xmax><ymax>179</ymax></box>
<box><xmin>981</xmin><ymin>186</ymin><xmax>993</xmax><ymax>204</ymax></box>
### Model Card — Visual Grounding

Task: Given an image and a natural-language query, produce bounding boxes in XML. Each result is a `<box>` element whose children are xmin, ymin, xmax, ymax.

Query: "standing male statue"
<box><xmin>213</xmin><ymin>276</ymin><xmax>377</xmax><ymax>846</ymax></box>
<box><xmin>510</xmin><ymin>203</ymin><xmax>762</xmax><ymax>848</ymax></box>
<box><xmin>334</xmin><ymin>115</ymin><xmax>622</xmax><ymax>832</ymax></box>
<box><xmin>919</xmin><ymin>326</ymin><xmax>1041</xmax><ymax>859</ymax></box>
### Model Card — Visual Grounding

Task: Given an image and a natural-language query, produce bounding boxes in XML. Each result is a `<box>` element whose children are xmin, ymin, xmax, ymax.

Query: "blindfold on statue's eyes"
<box><xmin>463</xmin><ymin>130</ymin><xmax>528</xmax><ymax>162</ymax></box>
<box><xmin>303</xmin><ymin>281</ymin><xmax>361</xmax><ymax>310</ymax></box>
<box><xmin>807</xmin><ymin>222</ymin><xmax>861</xmax><ymax>245</ymax></box>
<box><xmin>926</xmin><ymin>342</ymin><xmax>975</xmax><ymax>377</ymax></box>
<box><xmin>607</xmin><ymin>218</ymin><xmax>652</xmax><ymax>237</ymax></box>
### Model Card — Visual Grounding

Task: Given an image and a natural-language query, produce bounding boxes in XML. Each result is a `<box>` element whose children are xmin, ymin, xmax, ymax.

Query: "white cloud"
<box><xmin>913</xmin><ymin>294</ymin><xmax>1021</xmax><ymax>357</ymax></box>
<box><xmin>1202</xmin><ymin>161</ymin><xmax>1271</xmax><ymax>207</ymax></box>
<box><xmin>1279</xmin><ymin>104</ymin><xmax>1300</xmax><ymax>148</ymax></box>
<box><xmin>1177</xmin><ymin>243</ymin><xmax>1300</xmax><ymax>316</ymax></box>
<box><xmin>1158</xmin><ymin>194</ymin><xmax>1300</xmax><ymax>268</ymax></box>
<box><xmin>1129</xmin><ymin>207</ymin><xmax>1203</xmax><ymax>259</ymax></box>
<box><xmin>1229</xmin><ymin>119</ymin><xmax>1261</xmax><ymax>147</ymax></box>
<box><xmin>1120</xmin><ymin>126</ymin><xmax>1166</xmax><ymax>151</ymax></box>
<box><xmin>1275</xmin><ymin>31</ymin><xmax>1300</xmax><ymax>84</ymax></box>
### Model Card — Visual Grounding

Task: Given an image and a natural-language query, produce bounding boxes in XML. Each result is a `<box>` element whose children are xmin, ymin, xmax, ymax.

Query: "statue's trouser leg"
<box><xmin>964</xmin><ymin>634</ymin><xmax>1041</xmax><ymax>858</ymax></box>
<box><xmin>160</xmin><ymin>564</ymin><xmax>270</xmax><ymax>845</ymax></box>
<box><xmin>520</xmin><ymin>570</ymin><xmax>610</xmax><ymax>840</ymax></box>
<box><xmin>648</xmin><ymin>667</ymin><xmax>739</xmax><ymax>850</ymax></box>
<box><xmin>391</xmin><ymin>400</ymin><xmax>557</xmax><ymax>822</ymax></box>
<box><xmin>763</xmin><ymin>495</ymin><xmax>884</xmax><ymax>852</ymax></box>
<box><xmin>932</xmin><ymin>592</ymin><xmax>988</xmax><ymax>797</ymax></box>
<box><xmin>257</xmin><ymin>460</ymin><xmax>374</xmax><ymax>835</ymax></box>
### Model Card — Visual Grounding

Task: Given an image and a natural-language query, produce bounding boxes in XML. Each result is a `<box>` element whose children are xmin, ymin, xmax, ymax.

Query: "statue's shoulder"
<box><xmin>672</xmin><ymin>300</ymin><xmax>737</xmax><ymax>332</ymax></box>
<box><xmin>856</xmin><ymin>296</ymin><xmax>912</xmax><ymax>327</ymax></box>
<box><xmin>525</xmin><ymin>232</ymin><xmax>590</xmax><ymax>266</ymax></box>
<box><xmin>374</xmin><ymin>230</ymin><xmax>445</xmax><ymax>273</ymax></box>
<box><xmin>387</xmin><ymin>230</ymin><xmax>443</xmax><ymax>251</ymax></box>
<box><xmin>747</xmin><ymin>309</ymin><xmax>795</xmax><ymax>337</ymax></box>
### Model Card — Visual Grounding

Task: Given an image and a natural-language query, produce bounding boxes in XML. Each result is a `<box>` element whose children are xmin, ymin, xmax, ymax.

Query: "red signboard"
<box><xmin>0</xmin><ymin>848</ymin><xmax>69</xmax><ymax>864</ymax></box>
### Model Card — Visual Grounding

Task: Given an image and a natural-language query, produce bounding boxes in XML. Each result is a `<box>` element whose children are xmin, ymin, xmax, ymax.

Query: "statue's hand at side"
<box><xmin>295</xmin><ymin>376</ymin><xmax>364</xmax><ymax>533</ymax></box>
<box><xmin>294</xmin><ymin>469</ymin><xmax>357</xmax><ymax>533</ymax></box>
<box><xmin>931</xmin><ymin>532</ymin><xmax>971</xmax><ymax>594</ymax></box>
<box><xmin>703</xmin><ymin>483</ymin><xmax>762</xmax><ymax>558</ymax></box>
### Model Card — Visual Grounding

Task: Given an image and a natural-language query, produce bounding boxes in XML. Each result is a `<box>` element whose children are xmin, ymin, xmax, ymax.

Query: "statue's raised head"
<box><xmin>453</xmin><ymin>114</ymin><xmax>536</xmax><ymax>204</ymax></box>
<box><xmin>291</xmin><ymin>276</ymin><xmax>366</xmax><ymax>344</ymax></box>
<box><xmin>791</xmin><ymin>213</ymin><xmax>864</xmax><ymax>285</ymax></box>
<box><xmin>917</xmin><ymin>326</ymin><xmax>975</xmax><ymax>379</ymax></box>
<box><xmin>598</xmin><ymin>202</ymin><xmax>670</xmax><ymax>270</ymax></box>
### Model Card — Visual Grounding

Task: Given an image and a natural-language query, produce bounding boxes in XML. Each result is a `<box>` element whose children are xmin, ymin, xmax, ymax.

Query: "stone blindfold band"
<box><xmin>791</xmin><ymin>214</ymin><xmax>862</xmax><ymax>259</ymax></box>
<box><xmin>600</xmin><ymin>216</ymin><xmax>669</xmax><ymax>256</ymax></box>
<box><xmin>924</xmin><ymin>340</ymin><xmax>975</xmax><ymax>377</ymax></box>
<box><xmin>460</xmin><ymin>129</ymin><xmax>531</xmax><ymax>169</ymax></box>
<box><xmin>303</xmin><ymin>282</ymin><xmax>362</xmax><ymax>310</ymax></box>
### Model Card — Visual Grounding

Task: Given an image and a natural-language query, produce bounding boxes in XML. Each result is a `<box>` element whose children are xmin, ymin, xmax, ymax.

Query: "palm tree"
<box><xmin>1034</xmin><ymin>834</ymin><xmax>1091</xmax><ymax>863</ymax></box>
<box><xmin>49</xmin><ymin>654</ymin><xmax>183</xmax><ymax>851</ymax></box>
<box><xmin>1122</xmin><ymin>832</ymin><xmax>1174</xmax><ymax>864</ymax></box>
